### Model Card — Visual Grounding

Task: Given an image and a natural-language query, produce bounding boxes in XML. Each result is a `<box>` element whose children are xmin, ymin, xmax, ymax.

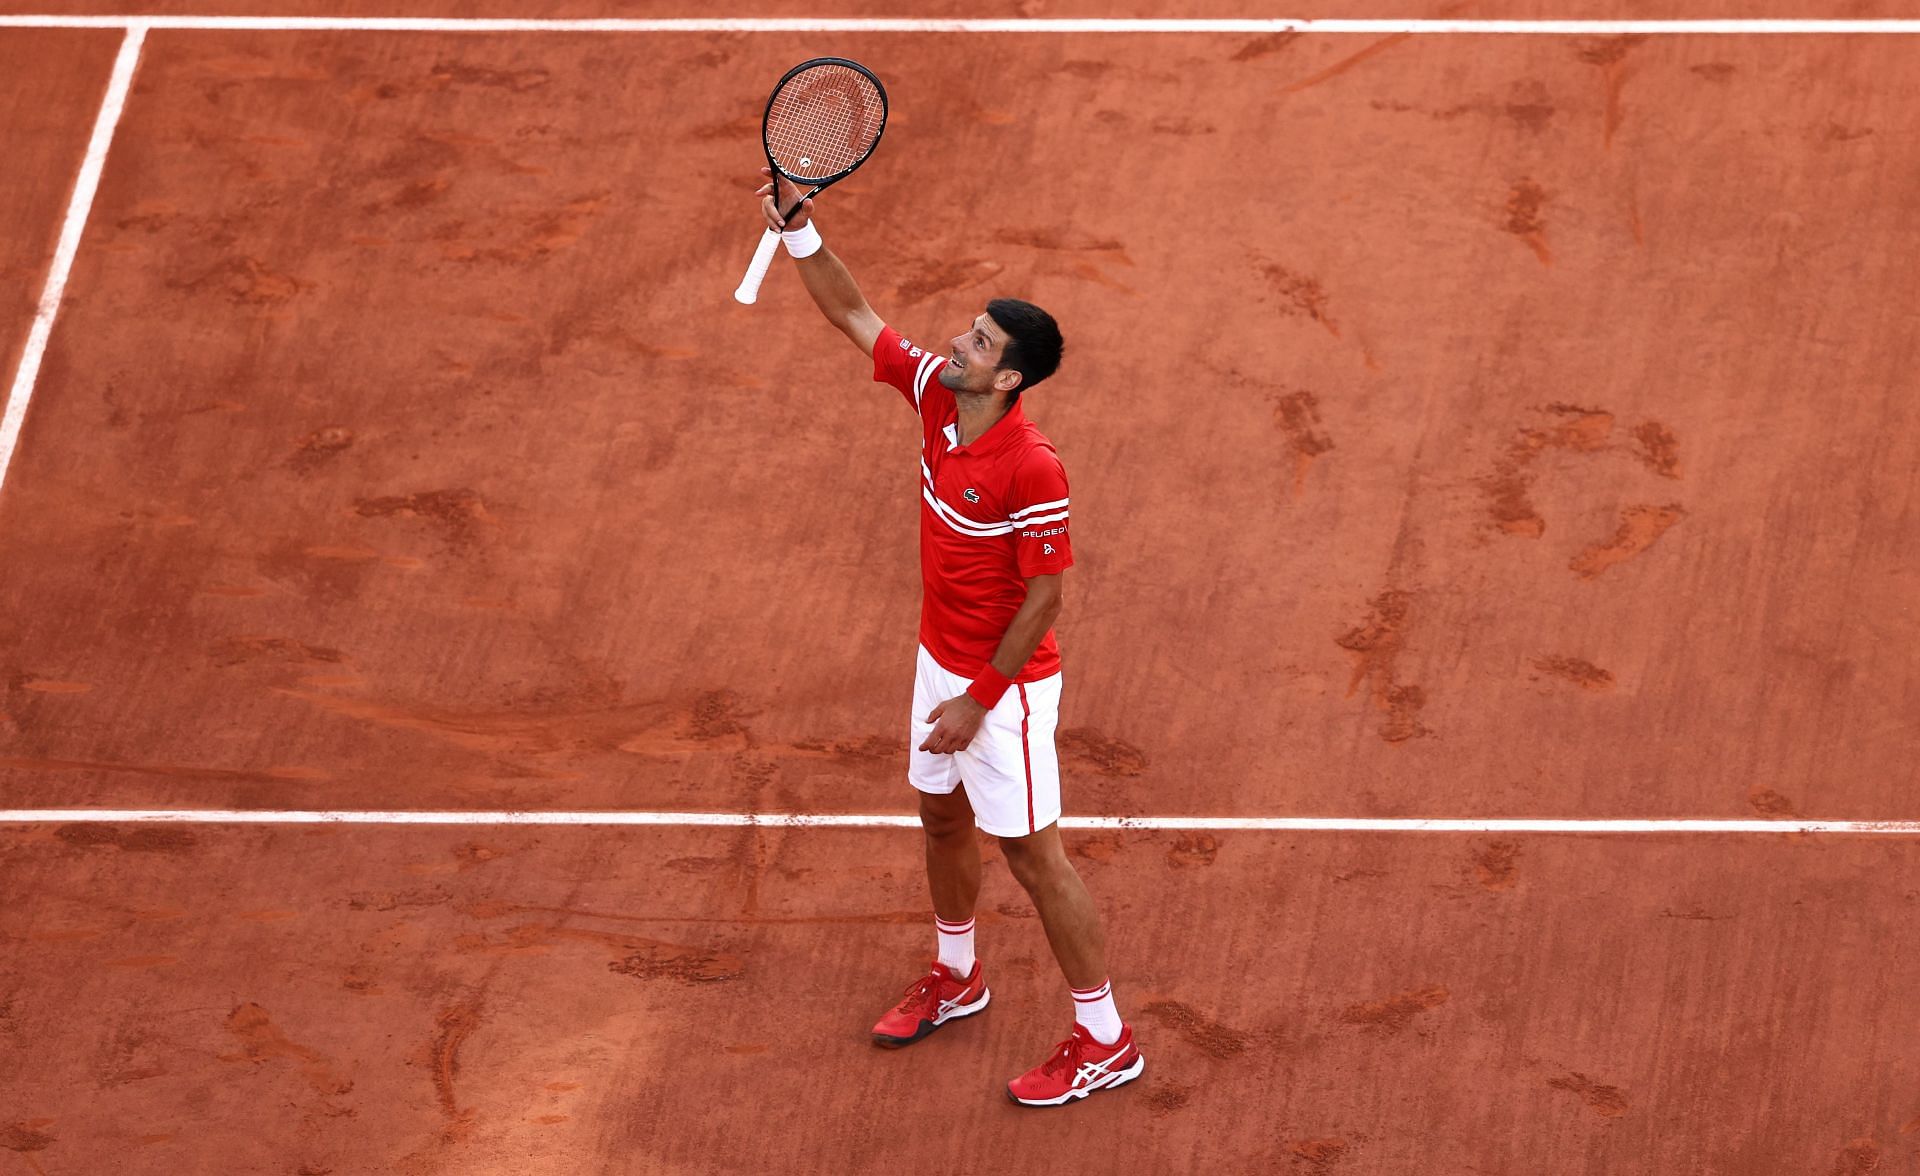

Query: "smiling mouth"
<box><xmin>948</xmin><ymin>354</ymin><xmax>965</xmax><ymax>369</ymax></box>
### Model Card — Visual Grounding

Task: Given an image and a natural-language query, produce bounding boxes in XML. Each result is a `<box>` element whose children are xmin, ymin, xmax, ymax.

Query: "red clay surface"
<box><xmin>0</xmin><ymin>29</ymin><xmax>119</xmax><ymax>413</ymax></box>
<box><xmin>3</xmin><ymin>824</ymin><xmax>1919</xmax><ymax>1174</ymax></box>
<box><xmin>2</xmin><ymin>31</ymin><xmax>1916</xmax><ymax>819</ymax></box>
<box><xmin>3</xmin><ymin>20</ymin><xmax>1920</xmax><ymax>1175</ymax></box>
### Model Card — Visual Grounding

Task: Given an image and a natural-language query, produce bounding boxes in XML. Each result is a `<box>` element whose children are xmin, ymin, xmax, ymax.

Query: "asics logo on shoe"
<box><xmin>937</xmin><ymin>992</ymin><xmax>970</xmax><ymax>1018</ymax></box>
<box><xmin>1073</xmin><ymin>1050</ymin><xmax>1128</xmax><ymax>1087</ymax></box>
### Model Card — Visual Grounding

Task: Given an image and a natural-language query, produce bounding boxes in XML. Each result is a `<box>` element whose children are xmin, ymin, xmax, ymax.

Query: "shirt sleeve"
<box><xmin>1009</xmin><ymin>447</ymin><xmax>1074</xmax><ymax>577</ymax></box>
<box><xmin>872</xmin><ymin>325</ymin><xmax>949</xmax><ymax>414</ymax></box>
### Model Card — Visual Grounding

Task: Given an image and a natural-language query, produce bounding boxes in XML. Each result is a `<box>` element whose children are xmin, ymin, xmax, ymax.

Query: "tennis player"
<box><xmin>756</xmin><ymin>170</ymin><xmax>1144</xmax><ymax>1107</ymax></box>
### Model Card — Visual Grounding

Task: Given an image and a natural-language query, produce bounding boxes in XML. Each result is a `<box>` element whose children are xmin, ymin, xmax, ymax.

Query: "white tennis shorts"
<box><xmin>907</xmin><ymin>644</ymin><xmax>1063</xmax><ymax>839</ymax></box>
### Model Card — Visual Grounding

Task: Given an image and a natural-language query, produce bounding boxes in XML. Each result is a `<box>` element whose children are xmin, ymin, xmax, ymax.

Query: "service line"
<box><xmin>4</xmin><ymin>809</ymin><xmax>1920</xmax><ymax>834</ymax></box>
<box><xmin>0</xmin><ymin>26</ymin><xmax>144</xmax><ymax>504</ymax></box>
<box><xmin>2</xmin><ymin>16</ymin><xmax>1920</xmax><ymax>33</ymax></box>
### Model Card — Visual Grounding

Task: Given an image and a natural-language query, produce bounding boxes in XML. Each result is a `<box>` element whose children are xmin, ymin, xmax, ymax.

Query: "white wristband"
<box><xmin>781</xmin><ymin>220</ymin><xmax>823</xmax><ymax>259</ymax></box>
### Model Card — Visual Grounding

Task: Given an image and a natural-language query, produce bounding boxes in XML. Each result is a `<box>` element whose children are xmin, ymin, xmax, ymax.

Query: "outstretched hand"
<box><xmin>758</xmin><ymin>167</ymin><xmax>813</xmax><ymax>232</ymax></box>
<box><xmin>918</xmin><ymin>694</ymin><xmax>989</xmax><ymax>756</ymax></box>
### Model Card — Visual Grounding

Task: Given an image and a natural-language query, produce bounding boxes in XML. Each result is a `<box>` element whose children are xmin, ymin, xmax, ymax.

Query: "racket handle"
<box><xmin>733</xmin><ymin>228</ymin><xmax>784</xmax><ymax>305</ymax></box>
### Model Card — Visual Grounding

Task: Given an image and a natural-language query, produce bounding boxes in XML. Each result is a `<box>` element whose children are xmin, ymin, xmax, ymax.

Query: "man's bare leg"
<box><xmin>920</xmin><ymin>788</ymin><xmax>981</xmax><ymax>924</ymax></box>
<box><xmin>999</xmin><ymin>823</ymin><xmax>1140</xmax><ymax>1104</ymax></box>
<box><xmin>996</xmin><ymin>823</ymin><xmax>1108</xmax><ymax>990</ymax></box>
<box><xmin>871</xmin><ymin>789</ymin><xmax>990</xmax><ymax>1047</ymax></box>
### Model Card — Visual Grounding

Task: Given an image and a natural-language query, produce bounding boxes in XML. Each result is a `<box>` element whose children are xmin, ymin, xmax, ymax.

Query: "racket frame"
<box><xmin>760</xmin><ymin>55</ymin><xmax>891</xmax><ymax>221</ymax></box>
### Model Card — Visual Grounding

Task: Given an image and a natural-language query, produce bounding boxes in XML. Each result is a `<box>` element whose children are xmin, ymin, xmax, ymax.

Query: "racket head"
<box><xmin>761</xmin><ymin>57</ymin><xmax>889</xmax><ymax>189</ymax></box>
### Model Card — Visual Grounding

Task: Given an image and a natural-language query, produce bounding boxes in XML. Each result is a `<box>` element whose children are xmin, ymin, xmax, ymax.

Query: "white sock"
<box><xmin>935</xmin><ymin>915</ymin><xmax>976</xmax><ymax>976</ymax></box>
<box><xmin>1071</xmin><ymin>979</ymin><xmax>1122</xmax><ymax>1045</ymax></box>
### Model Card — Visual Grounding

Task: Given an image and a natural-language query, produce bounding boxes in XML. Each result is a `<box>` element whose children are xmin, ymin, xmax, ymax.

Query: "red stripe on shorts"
<box><xmin>1018</xmin><ymin>683</ymin><xmax>1033</xmax><ymax>834</ymax></box>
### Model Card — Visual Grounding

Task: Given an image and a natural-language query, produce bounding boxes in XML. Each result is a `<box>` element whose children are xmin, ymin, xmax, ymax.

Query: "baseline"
<box><xmin>4</xmin><ymin>16</ymin><xmax>1920</xmax><ymax>33</ymax></box>
<box><xmin>5</xmin><ymin>808</ymin><xmax>1920</xmax><ymax>834</ymax></box>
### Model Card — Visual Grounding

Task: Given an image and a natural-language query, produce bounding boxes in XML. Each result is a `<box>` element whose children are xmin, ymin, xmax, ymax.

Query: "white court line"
<box><xmin>4</xmin><ymin>809</ymin><xmax>1920</xmax><ymax>834</ymax></box>
<box><xmin>0</xmin><ymin>26</ymin><xmax>144</xmax><ymax>504</ymax></box>
<box><xmin>2</xmin><ymin>16</ymin><xmax>1920</xmax><ymax>33</ymax></box>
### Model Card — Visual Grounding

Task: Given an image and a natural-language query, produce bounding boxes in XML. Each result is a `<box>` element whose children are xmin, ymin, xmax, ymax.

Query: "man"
<box><xmin>755</xmin><ymin>169</ymin><xmax>1143</xmax><ymax>1107</ymax></box>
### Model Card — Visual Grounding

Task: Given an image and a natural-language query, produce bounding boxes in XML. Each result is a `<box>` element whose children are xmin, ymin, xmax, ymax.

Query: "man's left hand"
<box><xmin>919</xmin><ymin>694</ymin><xmax>988</xmax><ymax>755</ymax></box>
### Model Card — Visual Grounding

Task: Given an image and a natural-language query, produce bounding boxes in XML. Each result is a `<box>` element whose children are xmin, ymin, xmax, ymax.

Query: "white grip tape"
<box><xmin>733</xmin><ymin>228</ymin><xmax>783</xmax><ymax>305</ymax></box>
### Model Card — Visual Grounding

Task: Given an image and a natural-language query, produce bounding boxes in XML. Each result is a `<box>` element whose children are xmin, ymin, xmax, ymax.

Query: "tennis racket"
<box><xmin>733</xmin><ymin>57</ymin><xmax>889</xmax><ymax>305</ymax></box>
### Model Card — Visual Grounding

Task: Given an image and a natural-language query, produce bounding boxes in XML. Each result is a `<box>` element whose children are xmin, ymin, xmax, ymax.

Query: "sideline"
<box><xmin>0</xmin><ymin>26</ymin><xmax>145</xmax><ymax>503</ymax></box>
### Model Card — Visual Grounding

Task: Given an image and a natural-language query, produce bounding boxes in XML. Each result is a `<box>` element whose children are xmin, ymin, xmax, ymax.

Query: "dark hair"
<box><xmin>985</xmin><ymin>298</ymin><xmax>1064</xmax><ymax>400</ymax></box>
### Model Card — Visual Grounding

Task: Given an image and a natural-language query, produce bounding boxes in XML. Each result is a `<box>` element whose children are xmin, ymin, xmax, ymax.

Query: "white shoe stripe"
<box><xmin>1083</xmin><ymin>1055</ymin><xmax>1144</xmax><ymax>1091</ymax></box>
<box><xmin>932</xmin><ymin>987</ymin><xmax>990</xmax><ymax>1025</ymax></box>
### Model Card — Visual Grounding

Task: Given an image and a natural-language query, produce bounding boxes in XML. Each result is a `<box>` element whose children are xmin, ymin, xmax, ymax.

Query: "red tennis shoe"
<box><xmin>871</xmin><ymin>961</ymin><xmax>990</xmax><ymax>1047</ymax></box>
<box><xmin>1006</xmin><ymin>1023</ymin><xmax>1144</xmax><ymax>1106</ymax></box>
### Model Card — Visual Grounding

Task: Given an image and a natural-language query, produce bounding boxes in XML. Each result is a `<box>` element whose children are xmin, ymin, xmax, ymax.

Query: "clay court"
<box><xmin>2</xmin><ymin>6</ymin><xmax>1917</xmax><ymax>1173</ymax></box>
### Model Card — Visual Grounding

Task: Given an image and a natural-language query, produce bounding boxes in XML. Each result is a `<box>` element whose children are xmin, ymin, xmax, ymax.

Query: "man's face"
<box><xmin>938</xmin><ymin>312</ymin><xmax>1021</xmax><ymax>397</ymax></box>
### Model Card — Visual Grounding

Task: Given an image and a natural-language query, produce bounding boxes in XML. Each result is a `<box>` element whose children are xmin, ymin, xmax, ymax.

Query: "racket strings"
<box><xmin>765</xmin><ymin>64</ymin><xmax>885</xmax><ymax>182</ymax></box>
<box><xmin>768</xmin><ymin>91</ymin><xmax>878</xmax><ymax>175</ymax></box>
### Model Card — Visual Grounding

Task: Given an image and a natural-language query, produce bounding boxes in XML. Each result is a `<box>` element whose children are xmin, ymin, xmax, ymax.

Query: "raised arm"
<box><xmin>758</xmin><ymin>168</ymin><xmax>883</xmax><ymax>355</ymax></box>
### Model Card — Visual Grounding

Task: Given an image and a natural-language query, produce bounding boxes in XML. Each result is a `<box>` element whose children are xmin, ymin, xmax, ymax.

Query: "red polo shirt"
<box><xmin>872</xmin><ymin>326</ymin><xmax>1072</xmax><ymax>682</ymax></box>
